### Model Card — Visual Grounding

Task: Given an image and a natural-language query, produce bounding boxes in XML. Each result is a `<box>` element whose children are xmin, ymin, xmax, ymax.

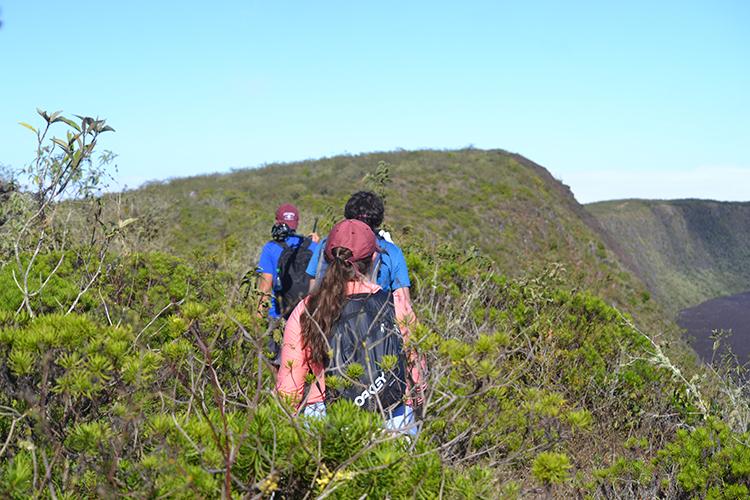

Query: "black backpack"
<box><xmin>274</xmin><ymin>237</ymin><xmax>314</xmax><ymax>319</ymax></box>
<box><xmin>324</xmin><ymin>290</ymin><xmax>407</xmax><ymax>412</ymax></box>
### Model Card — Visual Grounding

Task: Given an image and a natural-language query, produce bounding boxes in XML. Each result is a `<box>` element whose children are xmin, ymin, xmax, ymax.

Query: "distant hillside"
<box><xmin>587</xmin><ymin>199</ymin><xmax>750</xmax><ymax>312</ymax></box>
<box><xmin>113</xmin><ymin>149</ymin><xmax>659</xmax><ymax>320</ymax></box>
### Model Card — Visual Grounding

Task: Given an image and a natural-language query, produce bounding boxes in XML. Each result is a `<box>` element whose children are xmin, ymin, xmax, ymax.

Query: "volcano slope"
<box><xmin>587</xmin><ymin>199</ymin><xmax>750</xmax><ymax>314</ymax></box>
<box><xmin>113</xmin><ymin>149</ymin><xmax>663</xmax><ymax>326</ymax></box>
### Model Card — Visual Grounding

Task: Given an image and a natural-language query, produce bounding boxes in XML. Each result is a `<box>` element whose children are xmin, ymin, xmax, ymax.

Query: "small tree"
<box><xmin>5</xmin><ymin>110</ymin><xmax>121</xmax><ymax>316</ymax></box>
<box><xmin>362</xmin><ymin>160</ymin><xmax>392</xmax><ymax>203</ymax></box>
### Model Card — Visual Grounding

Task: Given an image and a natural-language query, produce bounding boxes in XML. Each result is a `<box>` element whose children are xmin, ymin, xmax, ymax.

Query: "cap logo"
<box><xmin>282</xmin><ymin>212</ymin><xmax>296</xmax><ymax>221</ymax></box>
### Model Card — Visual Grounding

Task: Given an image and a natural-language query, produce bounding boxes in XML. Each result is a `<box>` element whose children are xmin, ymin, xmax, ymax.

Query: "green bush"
<box><xmin>532</xmin><ymin>451</ymin><xmax>572</xmax><ymax>485</ymax></box>
<box><xmin>0</xmin><ymin>238</ymin><xmax>744</xmax><ymax>497</ymax></box>
<box><xmin>657</xmin><ymin>418</ymin><xmax>750</xmax><ymax>496</ymax></box>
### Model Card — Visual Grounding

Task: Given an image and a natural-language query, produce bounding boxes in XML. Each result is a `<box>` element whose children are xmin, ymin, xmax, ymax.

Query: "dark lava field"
<box><xmin>678</xmin><ymin>291</ymin><xmax>750</xmax><ymax>368</ymax></box>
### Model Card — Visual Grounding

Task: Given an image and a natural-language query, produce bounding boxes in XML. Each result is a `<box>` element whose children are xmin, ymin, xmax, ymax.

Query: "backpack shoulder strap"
<box><xmin>300</xmin><ymin>237</ymin><xmax>313</xmax><ymax>250</ymax></box>
<box><xmin>370</xmin><ymin>237</ymin><xmax>391</xmax><ymax>286</ymax></box>
<box><xmin>370</xmin><ymin>255</ymin><xmax>382</xmax><ymax>284</ymax></box>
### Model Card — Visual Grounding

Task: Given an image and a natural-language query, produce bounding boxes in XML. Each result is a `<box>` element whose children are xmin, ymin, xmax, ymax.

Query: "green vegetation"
<box><xmin>587</xmin><ymin>199</ymin><xmax>750</xmax><ymax>312</ymax></box>
<box><xmin>1</xmin><ymin>238</ymin><xmax>749</xmax><ymax>497</ymax></box>
<box><xmin>1</xmin><ymin>110</ymin><xmax>749</xmax><ymax>497</ymax></box>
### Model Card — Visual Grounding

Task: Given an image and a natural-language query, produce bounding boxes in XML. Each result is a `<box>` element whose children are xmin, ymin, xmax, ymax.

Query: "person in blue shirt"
<box><xmin>305</xmin><ymin>192</ymin><xmax>423</xmax><ymax>402</ymax></box>
<box><xmin>306</xmin><ymin>191</ymin><xmax>414</xmax><ymax>317</ymax></box>
<box><xmin>257</xmin><ymin>203</ymin><xmax>319</xmax><ymax>366</ymax></box>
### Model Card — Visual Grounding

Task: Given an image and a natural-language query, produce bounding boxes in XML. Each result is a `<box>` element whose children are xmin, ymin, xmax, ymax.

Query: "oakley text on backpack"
<box><xmin>324</xmin><ymin>290</ymin><xmax>407</xmax><ymax>412</ymax></box>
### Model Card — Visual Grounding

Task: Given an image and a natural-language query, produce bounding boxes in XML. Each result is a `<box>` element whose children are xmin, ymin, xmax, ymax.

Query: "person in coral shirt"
<box><xmin>276</xmin><ymin>219</ymin><xmax>423</xmax><ymax>434</ymax></box>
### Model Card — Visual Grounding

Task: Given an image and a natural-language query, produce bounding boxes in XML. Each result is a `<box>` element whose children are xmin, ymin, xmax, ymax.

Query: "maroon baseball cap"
<box><xmin>275</xmin><ymin>203</ymin><xmax>299</xmax><ymax>230</ymax></box>
<box><xmin>325</xmin><ymin>219</ymin><xmax>377</xmax><ymax>263</ymax></box>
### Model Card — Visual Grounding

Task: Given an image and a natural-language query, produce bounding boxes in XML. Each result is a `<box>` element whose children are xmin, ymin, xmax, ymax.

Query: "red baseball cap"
<box><xmin>325</xmin><ymin>219</ymin><xmax>377</xmax><ymax>263</ymax></box>
<box><xmin>275</xmin><ymin>203</ymin><xmax>299</xmax><ymax>230</ymax></box>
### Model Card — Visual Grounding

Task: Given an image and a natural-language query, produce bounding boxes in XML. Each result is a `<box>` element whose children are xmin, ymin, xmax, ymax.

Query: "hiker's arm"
<box><xmin>394</xmin><ymin>287</ymin><xmax>425</xmax><ymax>403</ymax></box>
<box><xmin>276</xmin><ymin>303</ymin><xmax>311</xmax><ymax>405</ymax></box>
<box><xmin>393</xmin><ymin>287</ymin><xmax>416</xmax><ymax>330</ymax></box>
<box><xmin>256</xmin><ymin>243</ymin><xmax>276</xmax><ymax>318</ymax></box>
<box><xmin>257</xmin><ymin>273</ymin><xmax>273</xmax><ymax>318</ymax></box>
<box><xmin>390</xmin><ymin>244</ymin><xmax>412</xmax><ymax>291</ymax></box>
<box><xmin>305</xmin><ymin>240</ymin><xmax>324</xmax><ymax>293</ymax></box>
<box><xmin>389</xmin><ymin>245</ymin><xmax>424</xmax><ymax>398</ymax></box>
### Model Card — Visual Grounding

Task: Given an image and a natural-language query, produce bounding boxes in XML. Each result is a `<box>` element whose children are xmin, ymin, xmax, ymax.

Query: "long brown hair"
<box><xmin>301</xmin><ymin>247</ymin><xmax>372</xmax><ymax>366</ymax></box>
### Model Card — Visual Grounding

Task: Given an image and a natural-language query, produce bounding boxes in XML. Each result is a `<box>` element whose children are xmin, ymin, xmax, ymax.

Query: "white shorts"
<box><xmin>303</xmin><ymin>403</ymin><xmax>418</xmax><ymax>436</ymax></box>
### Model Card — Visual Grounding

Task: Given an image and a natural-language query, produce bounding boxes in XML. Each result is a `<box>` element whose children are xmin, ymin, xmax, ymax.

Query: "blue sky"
<box><xmin>1</xmin><ymin>1</ymin><xmax>748</xmax><ymax>202</ymax></box>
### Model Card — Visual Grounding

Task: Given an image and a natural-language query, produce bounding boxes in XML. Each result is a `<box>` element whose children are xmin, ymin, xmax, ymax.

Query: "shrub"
<box><xmin>532</xmin><ymin>451</ymin><xmax>572</xmax><ymax>485</ymax></box>
<box><xmin>0</xmin><ymin>225</ymin><xmax>745</xmax><ymax>497</ymax></box>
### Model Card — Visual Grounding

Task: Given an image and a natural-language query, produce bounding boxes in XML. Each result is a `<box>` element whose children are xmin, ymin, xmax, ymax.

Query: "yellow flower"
<box><xmin>259</xmin><ymin>472</ymin><xmax>280</xmax><ymax>495</ymax></box>
<box><xmin>316</xmin><ymin>464</ymin><xmax>333</xmax><ymax>490</ymax></box>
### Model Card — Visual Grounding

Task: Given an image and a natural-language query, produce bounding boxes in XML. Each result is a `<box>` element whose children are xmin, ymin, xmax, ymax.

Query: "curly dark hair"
<box><xmin>344</xmin><ymin>191</ymin><xmax>384</xmax><ymax>230</ymax></box>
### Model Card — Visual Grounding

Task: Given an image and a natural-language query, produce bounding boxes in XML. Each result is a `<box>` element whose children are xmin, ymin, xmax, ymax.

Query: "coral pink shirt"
<box><xmin>275</xmin><ymin>280</ymin><xmax>419</xmax><ymax>407</ymax></box>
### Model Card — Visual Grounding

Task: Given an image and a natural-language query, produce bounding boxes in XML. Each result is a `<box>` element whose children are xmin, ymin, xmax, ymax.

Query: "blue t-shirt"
<box><xmin>258</xmin><ymin>234</ymin><xmax>318</xmax><ymax>318</ymax></box>
<box><xmin>305</xmin><ymin>235</ymin><xmax>411</xmax><ymax>291</ymax></box>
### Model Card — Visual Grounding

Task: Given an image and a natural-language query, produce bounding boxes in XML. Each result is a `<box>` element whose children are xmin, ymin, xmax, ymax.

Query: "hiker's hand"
<box><xmin>309</xmin><ymin>232</ymin><xmax>320</xmax><ymax>243</ymax></box>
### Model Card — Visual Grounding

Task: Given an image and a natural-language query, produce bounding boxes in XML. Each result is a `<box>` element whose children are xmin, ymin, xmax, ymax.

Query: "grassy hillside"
<box><xmin>112</xmin><ymin>149</ymin><xmax>660</xmax><ymax>324</ymax></box>
<box><xmin>587</xmin><ymin>199</ymin><xmax>750</xmax><ymax>313</ymax></box>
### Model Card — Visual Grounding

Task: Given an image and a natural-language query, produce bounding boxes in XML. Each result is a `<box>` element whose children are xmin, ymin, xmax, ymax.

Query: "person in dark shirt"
<box><xmin>257</xmin><ymin>203</ymin><xmax>319</xmax><ymax>367</ymax></box>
